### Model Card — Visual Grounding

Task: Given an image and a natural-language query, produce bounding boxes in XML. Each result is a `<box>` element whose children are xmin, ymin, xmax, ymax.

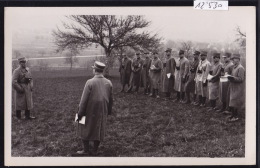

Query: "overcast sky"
<box><xmin>7</xmin><ymin>7</ymin><xmax>255</xmax><ymax>44</ymax></box>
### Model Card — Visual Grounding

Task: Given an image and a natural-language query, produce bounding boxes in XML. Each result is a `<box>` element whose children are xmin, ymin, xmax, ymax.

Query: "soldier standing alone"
<box><xmin>12</xmin><ymin>57</ymin><xmax>35</xmax><ymax>120</ymax></box>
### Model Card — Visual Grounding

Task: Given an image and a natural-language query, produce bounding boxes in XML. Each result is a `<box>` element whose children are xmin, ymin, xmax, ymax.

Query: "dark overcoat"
<box><xmin>229</xmin><ymin>64</ymin><xmax>245</xmax><ymax>109</ymax></box>
<box><xmin>77</xmin><ymin>74</ymin><xmax>113</xmax><ymax>141</ymax></box>
<box><xmin>161</xmin><ymin>57</ymin><xmax>176</xmax><ymax>93</ymax></box>
<box><xmin>119</xmin><ymin>58</ymin><xmax>132</xmax><ymax>85</ymax></box>
<box><xmin>12</xmin><ymin>66</ymin><xmax>33</xmax><ymax>110</ymax></box>
<box><xmin>141</xmin><ymin>57</ymin><xmax>152</xmax><ymax>88</ymax></box>
<box><xmin>129</xmin><ymin>58</ymin><xmax>143</xmax><ymax>87</ymax></box>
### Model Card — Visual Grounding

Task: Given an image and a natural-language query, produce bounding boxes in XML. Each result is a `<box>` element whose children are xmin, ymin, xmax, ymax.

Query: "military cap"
<box><xmin>18</xmin><ymin>56</ymin><xmax>27</xmax><ymax>62</ymax></box>
<box><xmin>165</xmin><ymin>48</ymin><xmax>172</xmax><ymax>52</ymax></box>
<box><xmin>200</xmin><ymin>51</ymin><xmax>207</xmax><ymax>56</ymax></box>
<box><xmin>136</xmin><ymin>52</ymin><xmax>140</xmax><ymax>55</ymax></box>
<box><xmin>193</xmin><ymin>50</ymin><xmax>200</xmax><ymax>56</ymax></box>
<box><xmin>179</xmin><ymin>50</ymin><xmax>185</xmax><ymax>55</ymax></box>
<box><xmin>92</xmin><ymin>61</ymin><xmax>106</xmax><ymax>70</ymax></box>
<box><xmin>122</xmin><ymin>53</ymin><xmax>126</xmax><ymax>56</ymax></box>
<box><xmin>231</xmin><ymin>53</ymin><xmax>241</xmax><ymax>59</ymax></box>
<box><xmin>222</xmin><ymin>52</ymin><xmax>231</xmax><ymax>58</ymax></box>
<box><xmin>213</xmin><ymin>53</ymin><xmax>221</xmax><ymax>58</ymax></box>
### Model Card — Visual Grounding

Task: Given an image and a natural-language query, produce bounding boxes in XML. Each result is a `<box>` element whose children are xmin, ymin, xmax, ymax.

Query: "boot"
<box><xmin>16</xmin><ymin>110</ymin><xmax>21</xmax><ymax>119</ymax></box>
<box><xmin>120</xmin><ymin>85</ymin><xmax>125</xmax><ymax>92</ymax></box>
<box><xmin>191</xmin><ymin>94</ymin><xmax>197</xmax><ymax>105</ymax></box>
<box><xmin>149</xmin><ymin>89</ymin><xmax>155</xmax><ymax>97</ymax></box>
<box><xmin>126</xmin><ymin>86</ymin><xmax>132</xmax><ymax>93</ymax></box>
<box><xmin>77</xmin><ymin>140</ymin><xmax>89</xmax><ymax>155</ymax></box>
<box><xmin>207</xmin><ymin>100</ymin><xmax>214</xmax><ymax>112</ymax></box>
<box><xmin>200</xmin><ymin>97</ymin><xmax>206</xmax><ymax>107</ymax></box>
<box><xmin>180</xmin><ymin>92</ymin><xmax>185</xmax><ymax>103</ymax></box>
<box><xmin>25</xmin><ymin>110</ymin><xmax>36</xmax><ymax>120</ymax></box>
<box><xmin>194</xmin><ymin>95</ymin><xmax>202</xmax><ymax>106</ymax></box>
<box><xmin>183</xmin><ymin>92</ymin><xmax>191</xmax><ymax>104</ymax></box>
<box><xmin>216</xmin><ymin>102</ymin><xmax>226</xmax><ymax>112</ymax></box>
<box><xmin>92</xmin><ymin>140</ymin><xmax>100</xmax><ymax>156</ymax></box>
<box><xmin>173</xmin><ymin>92</ymin><xmax>180</xmax><ymax>102</ymax></box>
<box><xmin>156</xmin><ymin>89</ymin><xmax>160</xmax><ymax>99</ymax></box>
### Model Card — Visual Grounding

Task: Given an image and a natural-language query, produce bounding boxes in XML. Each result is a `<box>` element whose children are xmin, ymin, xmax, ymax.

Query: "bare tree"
<box><xmin>53</xmin><ymin>15</ymin><xmax>161</xmax><ymax>76</ymax></box>
<box><xmin>235</xmin><ymin>26</ymin><xmax>246</xmax><ymax>48</ymax></box>
<box><xmin>64</xmin><ymin>47</ymin><xmax>79</xmax><ymax>70</ymax></box>
<box><xmin>181</xmin><ymin>41</ymin><xmax>193</xmax><ymax>58</ymax></box>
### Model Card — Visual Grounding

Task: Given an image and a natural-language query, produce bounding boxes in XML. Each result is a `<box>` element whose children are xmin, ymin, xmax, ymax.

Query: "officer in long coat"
<box><xmin>183</xmin><ymin>50</ymin><xmax>200</xmax><ymax>104</ymax></box>
<box><xmin>119</xmin><ymin>54</ymin><xmax>132</xmax><ymax>92</ymax></box>
<box><xmin>12</xmin><ymin>57</ymin><xmax>35</xmax><ymax>120</ymax></box>
<box><xmin>161</xmin><ymin>48</ymin><xmax>176</xmax><ymax>99</ymax></box>
<box><xmin>207</xmin><ymin>53</ymin><xmax>222</xmax><ymax>111</ymax></box>
<box><xmin>149</xmin><ymin>51</ymin><xmax>162</xmax><ymax>98</ymax></box>
<box><xmin>76</xmin><ymin>61</ymin><xmax>113</xmax><ymax>156</ymax></box>
<box><xmin>227</xmin><ymin>54</ymin><xmax>245</xmax><ymax>122</ymax></box>
<box><xmin>216</xmin><ymin>52</ymin><xmax>234</xmax><ymax>113</ymax></box>
<box><xmin>194</xmin><ymin>51</ymin><xmax>211</xmax><ymax>107</ymax></box>
<box><xmin>141</xmin><ymin>51</ymin><xmax>152</xmax><ymax>95</ymax></box>
<box><xmin>173</xmin><ymin>50</ymin><xmax>189</xmax><ymax>103</ymax></box>
<box><xmin>127</xmin><ymin>52</ymin><xmax>143</xmax><ymax>93</ymax></box>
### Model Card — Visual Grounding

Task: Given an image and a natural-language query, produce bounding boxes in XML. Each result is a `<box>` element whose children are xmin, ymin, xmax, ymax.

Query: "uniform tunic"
<box><xmin>129</xmin><ymin>58</ymin><xmax>143</xmax><ymax>87</ymax></box>
<box><xmin>184</xmin><ymin>59</ymin><xmax>199</xmax><ymax>93</ymax></box>
<box><xmin>149</xmin><ymin>58</ymin><xmax>162</xmax><ymax>89</ymax></box>
<box><xmin>229</xmin><ymin>64</ymin><xmax>245</xmax><ymax>109</ymax></box>
<box><xmin>119</xmin><ymin>57</ymin><xmax>132</xmax><ymax>85</ymax></box>
<box><xmin>12</xmin><ymin>67</ymin><xmax>33</xmax><ymax>110</ymax></box>
<box><xmin>195</xmin><ymin>59</ymin><xmax>211</xmax><ymax>97</ymax></box>
<box><xmin>141</xmin><ymin>57</ymin><xmax>152</xmax><ymax>88</ymax></box>
<box><xmin>219</xmin><ymin>61</ymin><xmax>233</xmax><ymax>104</ymax></box>
<box><xmin>208</xmin><ymin>61</ymin><xmax>222</xmax><ymax>100</ymax></box>
<box><xmin>161</xmin><ymin>57</ymin><xmax>176</xmax><ymax>93</ymax></box>
<box><xmin>77</xmin><ymin>75</ymin><xmax>113</xmax><ymax>141</ymax></box>
<box><xmin>174</xmin><ymin>57</ymin><xmax>189</xmax><ymax>92</ymax></box>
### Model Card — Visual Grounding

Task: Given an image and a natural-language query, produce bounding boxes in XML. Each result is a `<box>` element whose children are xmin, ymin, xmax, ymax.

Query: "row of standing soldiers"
<box><xmin>119</xmin><ymin>48</ymin><xmax>245</xmax><ymax>122</ymax></box>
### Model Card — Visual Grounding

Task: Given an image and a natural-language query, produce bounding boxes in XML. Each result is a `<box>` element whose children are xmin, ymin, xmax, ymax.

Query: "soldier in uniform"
<box><xmin>216</xmin><ymin>52</ymin><xmax>234</xmax><ymax>113</ymax></box>
<box><xmin>12</xmin><ymin>57</ymin><xmax>35</xmax><ymax>120</ymax></box>
<box><xmin>149</xmin><ymin>51</ymin><xmax>162</xmax><ymax>98</ymax></box>
<box><xmin>194</xmin><ymin>51</ymin><xmax>211</xmax><ymax>107</ymax></box>
<box><xmin>127</xmin><ymin>52</ymin><xmax>143</xmax><ymax>93</ymax></box>
<box><xmin>227</xmin><ymin>54</ymin><xmax>245</xmax><ymax>122</ymax></box>
<box><xmin>76</xmin><ymin>61</ymin><xmax>113</xmax><ymax>155</ymax></box>
<box><xmin>207</xmin><ymin>53</ymin><xmax>222</xmax><ymax>111</ymax></box>
<box><xmin>119</xmin><ymin>54</ymin><xmax>132</xmax><ymax>92</ymax></box>
<box><xmin>161</xmin><ymin>48</ymin><xmax>176</xmax><ymax>100</ymax></box>
<box><xmin>183</xmin><ymin>50</ymin><xmax>200</xmax><ymax>104</ymax></box>
<box><xmin>141</xmin><ymin>51</ymin><xmax>152</xmax><ymax>95</ymax></box>
<box><xmin>173</xmin><ymin>50</ymin><xmax>189</xmax><ymax>103</ymax></box>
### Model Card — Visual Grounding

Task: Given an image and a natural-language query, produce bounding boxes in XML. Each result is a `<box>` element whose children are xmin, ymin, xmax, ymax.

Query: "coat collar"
<box><xmin>94</xmin><ymin>74</ymin><xmax>104</xmax><ymax>78</ymax></box>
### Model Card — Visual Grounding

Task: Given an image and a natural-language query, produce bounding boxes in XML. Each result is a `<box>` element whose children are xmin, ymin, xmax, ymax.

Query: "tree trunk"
<box><xmin>104</xmin><ymin>50</ymin><xmax>113</xmax><ymax>77</ymax></box>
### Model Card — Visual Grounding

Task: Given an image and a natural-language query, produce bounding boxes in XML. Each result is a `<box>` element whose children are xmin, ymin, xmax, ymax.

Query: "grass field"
<box><xmin>11</xmin><ymin>69</ymin><xmax>245</xmax><ymax>157</ymax></box>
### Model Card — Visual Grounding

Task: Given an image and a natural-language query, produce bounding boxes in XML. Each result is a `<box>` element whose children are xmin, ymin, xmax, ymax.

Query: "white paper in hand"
<box><xmin>75</xmin><ymin>114</ymin><xmax>86</xmax><ymax>125</ymax></box>
<box><xmin>167</xmin><ymin>73</ymin><xmax>171</xmax><ymax>78</ymax></box>
<box><xmin>207</xmin><ymin>74</ymin><xmax>213</xmax><ymax>80</ymax></box>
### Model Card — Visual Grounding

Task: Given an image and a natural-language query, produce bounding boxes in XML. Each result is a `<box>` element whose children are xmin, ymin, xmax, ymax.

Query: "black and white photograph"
<box><xmin>4</xmin><ymin>6</ymin><xmax>256</xmax><ymax>166</ymax></box>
